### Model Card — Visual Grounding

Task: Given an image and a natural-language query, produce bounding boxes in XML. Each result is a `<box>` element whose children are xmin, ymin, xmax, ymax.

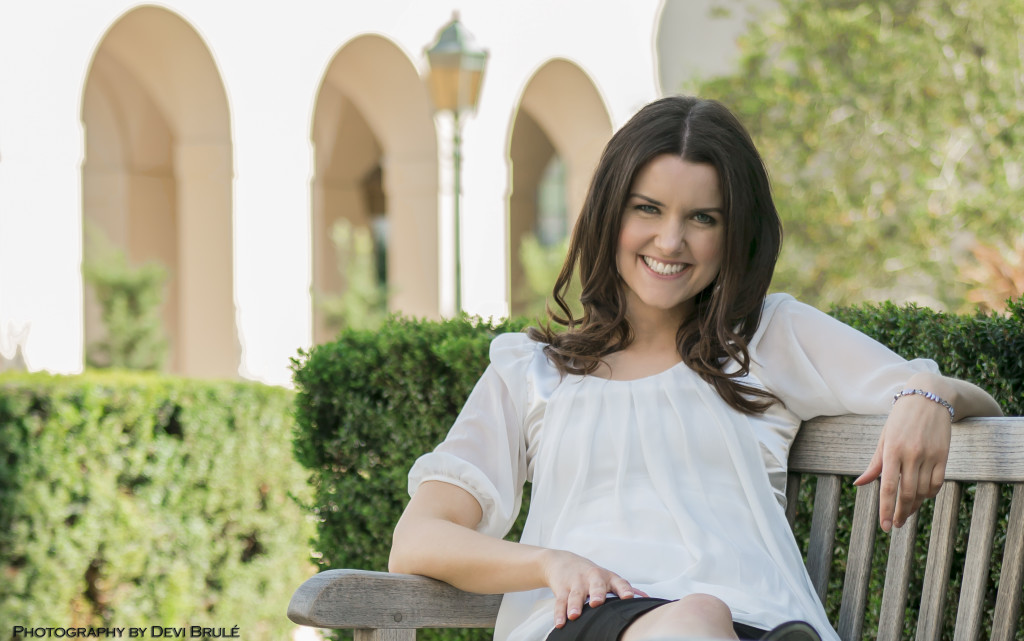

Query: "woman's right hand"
<box><xmin>541</xmin><ymin>549</ymin><xmax>649</xmax><ymax>628</ymax></box>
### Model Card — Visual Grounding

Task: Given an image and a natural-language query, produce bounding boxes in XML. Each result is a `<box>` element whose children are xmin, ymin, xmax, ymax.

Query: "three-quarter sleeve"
<box><xmin>750</xmin><ymin>294</ymin><xmax>941</xmax><ymax>420</ymax></box>
<box><xmin>407</xmin><ymin>333</ymin><xmax>541</xmax><ymax>539</ymax></box>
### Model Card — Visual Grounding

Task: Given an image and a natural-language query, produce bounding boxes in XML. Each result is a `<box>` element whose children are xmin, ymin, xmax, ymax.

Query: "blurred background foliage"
<box><xmin>83</xmin><ymin>248</ymin><xmax>169</xmax><ymax>372</ymax></box>
<box><xmin>684</xmin><ymin>0</ymin><xmax>1023</xmax><ymax>313</ymax></box>
<box><xmin>316</xmin><ymin>218</ymin><xmax>390</xmax><ymax>334</ymax></box>
<box><xmin>0</xmin><ymin>372</ymin><xmax>312</xmax><ymax>639</ymax></box>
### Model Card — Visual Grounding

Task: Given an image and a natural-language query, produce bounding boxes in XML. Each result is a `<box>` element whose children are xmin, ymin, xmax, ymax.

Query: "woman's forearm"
<box><xmin>390</xmin><ymin>514</ymin><xmax>551</xmax><ymax>594</ymax></box>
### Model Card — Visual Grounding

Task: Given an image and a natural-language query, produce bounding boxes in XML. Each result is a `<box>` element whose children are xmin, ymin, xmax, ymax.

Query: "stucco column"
<box><xmin>564</xmin><ymin>138</ymin><xmax>606</xmax><ymax>228</ymax></box>
<box><xmin>174</xmin><ymin>141</ymin><xmax>239</xmax><ymax>378</ymax></box>
<box><xmin>381</xmin><ymin>155</ymin><xmax>440</xmax><ymax>319</ymax></box>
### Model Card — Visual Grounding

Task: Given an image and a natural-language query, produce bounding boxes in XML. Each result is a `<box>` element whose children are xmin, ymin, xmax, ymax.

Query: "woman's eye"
<box><xmin>636</xmin><ymin>204</ymin><xmax>659</xmax><ymax>214</ymax></box>
<box><xmin>693</xmin><ymin>212</ymin><xmax>716</xmax><ymax>224</ymax></box>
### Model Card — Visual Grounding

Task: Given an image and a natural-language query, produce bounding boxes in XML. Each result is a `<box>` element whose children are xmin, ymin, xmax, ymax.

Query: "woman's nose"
<box><xmin>654</xmin><ymin>218</ymin><xmax>685</xmax><ymax>253</ymax></box>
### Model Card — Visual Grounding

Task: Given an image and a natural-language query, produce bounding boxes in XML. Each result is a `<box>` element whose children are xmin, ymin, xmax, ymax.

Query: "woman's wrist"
<box><xmin>901</xmin><ymin>372</ymin><xmax>959</xmax><ymax>420</ymax></box>
<box><xmin>893</xmin><ymin>388</ymin><xmax>955</xmax><ymax>419</ymax></box>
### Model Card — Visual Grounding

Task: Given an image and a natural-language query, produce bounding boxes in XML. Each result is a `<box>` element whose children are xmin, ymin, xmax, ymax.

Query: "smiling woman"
<box><xmin>387</xmin><ymin>96</ymin><xmax>1003</xmax><ymax>641</ymax></box>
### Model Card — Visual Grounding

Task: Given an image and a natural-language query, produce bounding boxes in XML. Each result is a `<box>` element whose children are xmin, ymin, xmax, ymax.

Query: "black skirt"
<box><xmin>544</xmin><ymin>596</ymin><xmax>769</xmax><ymax>641</ymax></box>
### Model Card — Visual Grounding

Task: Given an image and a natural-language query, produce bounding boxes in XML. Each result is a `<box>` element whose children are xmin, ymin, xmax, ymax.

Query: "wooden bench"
<box><xmin>288</xmin><ymin>415</ymin><xmax>1024</xmax><ymax>641</ymax></box>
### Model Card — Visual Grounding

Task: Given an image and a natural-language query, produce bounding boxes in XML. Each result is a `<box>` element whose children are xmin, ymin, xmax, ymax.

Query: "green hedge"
<box><xmin>292</xmin><ymin>300</ymin><xmax>1023</xmax><ymax>641</ymax></box>
<box><xmin>0</xmin><ymin>372</ymin><xmax>314</xmax><ymax>640</ymax></box>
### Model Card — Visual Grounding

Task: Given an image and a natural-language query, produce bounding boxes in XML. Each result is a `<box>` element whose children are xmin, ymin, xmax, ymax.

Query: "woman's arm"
<box><xmin>854</xmin><ymin>371</ymin><xmax>1003</xmax><ymax>532</ymax></box>
<box><xmin>389</xmin><ymin>480</ymin><xmax>646</xmax><ymax>627</ymax></box>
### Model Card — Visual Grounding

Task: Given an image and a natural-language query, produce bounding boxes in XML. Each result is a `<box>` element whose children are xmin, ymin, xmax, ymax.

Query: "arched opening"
<box><xmin>507</xmin><ymin>59</ymin><xmax>613</xmax><ymax>317</ymax></box>
<box><xmin>81</xmin><ymin>6</ymin><xmax>237</xmax><ymax>377</ymax></box>
<box><xmin>311</xmin><ymin>35</ymin><xmax>439</xmax><ymax>343</ymax></box>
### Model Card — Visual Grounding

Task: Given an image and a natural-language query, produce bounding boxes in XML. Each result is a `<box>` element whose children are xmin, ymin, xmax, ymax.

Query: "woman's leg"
<box><xmin>620</xmin><ymin>593</ymin><xmax>739</xmax><ymax>640</ymax></box>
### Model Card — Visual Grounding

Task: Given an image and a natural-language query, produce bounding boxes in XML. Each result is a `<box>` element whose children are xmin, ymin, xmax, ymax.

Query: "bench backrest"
<box><xmin>786</xmin><ymin>416</ymin><xmax>1023</xmax><ymax>640</ymax></box>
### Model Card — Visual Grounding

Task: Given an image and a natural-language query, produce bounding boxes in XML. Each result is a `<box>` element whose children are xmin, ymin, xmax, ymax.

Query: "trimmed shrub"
<box><xmin>292</xmin><ymin>300</ymin><xmax>1022</xmax><ymax>640</ymax></box>
<box><xmin>0</xmin><ymin>371</ymin><xmax>314</xmax><ymax>640</ymax></box>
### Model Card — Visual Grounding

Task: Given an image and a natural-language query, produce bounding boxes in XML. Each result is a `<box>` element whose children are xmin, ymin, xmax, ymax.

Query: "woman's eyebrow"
<box><xmin>628</xmin><ymin>193</ymin><xmax>665</xmax><ymax>206</ymax></box>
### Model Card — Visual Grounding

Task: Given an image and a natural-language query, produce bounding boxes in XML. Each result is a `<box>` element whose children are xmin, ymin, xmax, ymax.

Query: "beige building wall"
<box><xmin>507</xmin><ymin>60</ymin><xmax>613</xmax><ymax>317</ymax></box>
<box><xmin>0</xmin><ymin>0</ymin><xmax>763</xmax><ymax>384</ymax></box>
<box><xmin>311</xmin><ymin>35</ymin><xmax>439</xmax><ymax>343</ymax></box>
<box><xmin>81</xmin><ymin>6</ymin><xmax>238</xmax><ymax>378</ymax></box>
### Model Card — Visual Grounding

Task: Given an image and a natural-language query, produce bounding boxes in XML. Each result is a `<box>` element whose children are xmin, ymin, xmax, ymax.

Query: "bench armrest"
<box><xmin>287</xmin><ymin>569</ymin><xmax>502</xmax><ymax>629</ymax></box>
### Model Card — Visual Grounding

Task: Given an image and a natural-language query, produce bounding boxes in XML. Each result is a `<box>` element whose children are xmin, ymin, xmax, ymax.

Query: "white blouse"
<box><xmin>408</xmin><ymin>294</ymin><xmax>939</xmax><ymax>641</ymax></box>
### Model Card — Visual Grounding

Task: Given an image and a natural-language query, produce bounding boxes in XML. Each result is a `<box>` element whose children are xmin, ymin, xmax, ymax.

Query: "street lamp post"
<box><xmin>425</xmin><ymin>12</ymin><xmax>488</xmax><ymax>314</ymax></box>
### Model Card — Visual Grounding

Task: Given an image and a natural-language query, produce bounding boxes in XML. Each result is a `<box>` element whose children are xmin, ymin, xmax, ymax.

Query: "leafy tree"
<box><xmin>84</xmin><ymin>248</ymin><xmax>168</xmax><ymax>371</ymax></box>
<box><xmin>316</xmin><ymin>218</ymin><xmax>388</xmax><ymax>334</ymax></box>
<box><xmin>691</xmin><ymin>0</ymin><xmax>1024</xmax><ymax>311</ymax></box>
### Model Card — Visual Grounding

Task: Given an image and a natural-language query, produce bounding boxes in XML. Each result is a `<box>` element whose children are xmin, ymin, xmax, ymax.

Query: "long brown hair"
<box><xmin>528</xmin><ymin>96</ymin><xmax>782</xmax><ymax>415</ymax></box>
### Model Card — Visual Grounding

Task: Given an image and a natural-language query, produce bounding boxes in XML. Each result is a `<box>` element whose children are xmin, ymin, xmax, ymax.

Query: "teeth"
<box><xmin>643</xmin><ymin>256</ymin><xmax>686</xmax><ymax>275</ymax></box>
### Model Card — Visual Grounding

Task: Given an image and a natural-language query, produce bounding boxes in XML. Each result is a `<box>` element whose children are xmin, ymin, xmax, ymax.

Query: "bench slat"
<box><xmin>916</xmin><ymin>482</ymin><xmax>963</xmax><ymax>641</ymax></box>
<box><xmin>953</xmin><ymin>482</ymin><xmax>1001</xmax><ymax>641</ymax></box>
<box><xmin>806</xmin><ymin>474</ymin><xmax>842</xmax><ymax>605</ymax></box>
<box><xmin>992</xmin><ymin>483</ymin><xmax>1024</xmax><ymax>641</ymax></box>
<box><xmin>838</xmin><ymin>481</ymin><xmax>879</xmax><ymax>641</ymax></box>
<box><xmin>790</xmin><ymin>417</ymin><xmax>1024</xmax><ymax>481</ymax></box>
<box><xmin>786</xmin><ymin>472</ymin><xmax>802</xmax><ymax>530</ymax></box>
<box><xmin>877</xmin><ymin>510</ymin><xmax>919</xmax><ymax>641</ymax></box>
<box><xmin>287</xmin><ymin>569</ymin><xmax>500</xmax><ymax>629</ymax></box>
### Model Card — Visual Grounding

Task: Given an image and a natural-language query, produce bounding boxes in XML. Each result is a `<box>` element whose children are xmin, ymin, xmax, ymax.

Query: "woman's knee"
<box><xmin>622</xmin><ymin>594</ymin><xmax>736</xmax><ymax>640</ymax></box>
<box><xmin>673</xmin><ymin>593</ymin><xmax>733</xmax><ymax>622</ymax></box>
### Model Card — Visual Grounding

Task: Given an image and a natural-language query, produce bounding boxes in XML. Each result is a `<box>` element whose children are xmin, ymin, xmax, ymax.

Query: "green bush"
<box><xmin>292</xmin><ymin>300</ymin><xmax>1022</xmax><ymax>640</ymax></box>
<box><xmin>0</xmin><ymin>371</ymin><xmax>314</xmax><ymax>639</ymax></box>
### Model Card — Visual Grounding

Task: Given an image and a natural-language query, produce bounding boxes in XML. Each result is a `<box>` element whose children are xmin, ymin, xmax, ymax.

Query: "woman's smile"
<box><xmin>640</xmin><ymin>255</ymin><xmax>689</xmax><ymax>277</ymax></box>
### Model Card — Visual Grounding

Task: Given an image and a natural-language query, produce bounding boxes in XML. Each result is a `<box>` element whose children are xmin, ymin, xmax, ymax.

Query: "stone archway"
<box><xmin>81</xmin><ymin>6</ymin><xmax>236</xmax><ymax>377</ymax></box>
<box><xmin>311</xmin><ymin>35</ymin><xmax>439</xmax><ymax>343</ymax></box>
<box><xmin>507</xmin><ymin>59</ymin><xmax>613</xmax><ymax>317</ymax></box>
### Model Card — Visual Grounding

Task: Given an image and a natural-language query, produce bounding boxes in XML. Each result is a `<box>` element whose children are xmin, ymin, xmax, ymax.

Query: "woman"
<box><xmin>388</xmin><ymin>96</ymin><xmax>1002</xmax><ymax>641</ymax></box>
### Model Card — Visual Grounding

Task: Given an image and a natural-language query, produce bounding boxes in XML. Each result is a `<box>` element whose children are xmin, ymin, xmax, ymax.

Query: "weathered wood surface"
<box><xmin>916</xmin><ymin>482</ymin><xmax>963</xmax><ymax>641</ymax></box>
<box><xmin>991</xmin><ymin>483</ymin><xmax>1024</xmax><ymax>641</ymax></box>
<box><xmin>288</xmin><ymin>415</ymin><xmax>1024</xmax><ymax>636</ymax></box>
<box><xmin>806</xmin><ymin>474</ymin><xmax>842</xmax><ymax>605</ymax></box>
<box><xmin>953</xmin><ymin>482</ymin><xmax>1001</xmax><ymax>641</ymax></box>
<box><xmin>789</xmin><ymin>416</ymin><xmax>1024</xmax><ymax>480</ymax></box>
<box><xmin>287</xmin><ymin>569</ymin><xmax>501</xmax><ymax>629</ymax></box>
<box><xmin>837</xmin><ymin>481</ymin><xmax>879</xmax><ymax>641</ymax></box>
<box><xmin>876</xmin><ymin>510</ymin><xmax>919</xmax><ymax>641</ymax></box>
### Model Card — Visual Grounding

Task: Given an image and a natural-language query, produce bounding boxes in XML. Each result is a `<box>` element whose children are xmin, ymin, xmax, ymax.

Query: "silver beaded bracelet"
<box><xmin>892</xmin><ymin>388</ymin><xmax>955</xmax><ymax>420</ymax></box>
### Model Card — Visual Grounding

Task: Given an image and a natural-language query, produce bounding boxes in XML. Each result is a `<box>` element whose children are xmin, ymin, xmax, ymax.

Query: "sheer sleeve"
<box><xmin>749</xmin><ymin>294</ymin><xmax>941</xmax><ymax>421</ymax></box>
<box><xmin>407</xmin><ymin>333</ymin><xmax>541</xmax><ymax>539</ymax></box>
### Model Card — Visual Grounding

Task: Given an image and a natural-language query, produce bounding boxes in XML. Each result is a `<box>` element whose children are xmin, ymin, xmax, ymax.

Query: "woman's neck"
<box><xmin>595</xmin><ymin>308</ymin><xmax>685</xmax><ymax>381</ymax></box>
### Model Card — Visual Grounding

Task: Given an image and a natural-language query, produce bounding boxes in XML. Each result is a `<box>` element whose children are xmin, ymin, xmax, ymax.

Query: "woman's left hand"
<box><xmin>853</xmin><ymin>375</ymin><xmax>953</xmax><ymax>533</ymax></box>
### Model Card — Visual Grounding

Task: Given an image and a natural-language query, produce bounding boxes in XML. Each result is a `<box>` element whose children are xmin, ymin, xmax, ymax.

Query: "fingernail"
<box><xmin>882</xmin><ymin>519</ymin><xmax>892</xmax><ymax>531</ymax></box>
<box><xmin>568</xmin><ymin>608</ymin><xmax>579</xmax><ymax>618</ymax></box>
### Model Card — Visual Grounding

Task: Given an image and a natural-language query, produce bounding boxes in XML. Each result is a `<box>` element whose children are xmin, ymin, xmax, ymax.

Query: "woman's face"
<box><xmin>615</xmin><ymin>154</ymin><xmax>726</xmax><ymax>326</ymax></box>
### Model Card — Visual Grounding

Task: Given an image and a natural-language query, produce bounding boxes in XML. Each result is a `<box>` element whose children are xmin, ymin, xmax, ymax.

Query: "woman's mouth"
<box><xmin>642</xmin><ymin>255</ymin><xmax>688</xmax><ymax>276</ymax></box>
